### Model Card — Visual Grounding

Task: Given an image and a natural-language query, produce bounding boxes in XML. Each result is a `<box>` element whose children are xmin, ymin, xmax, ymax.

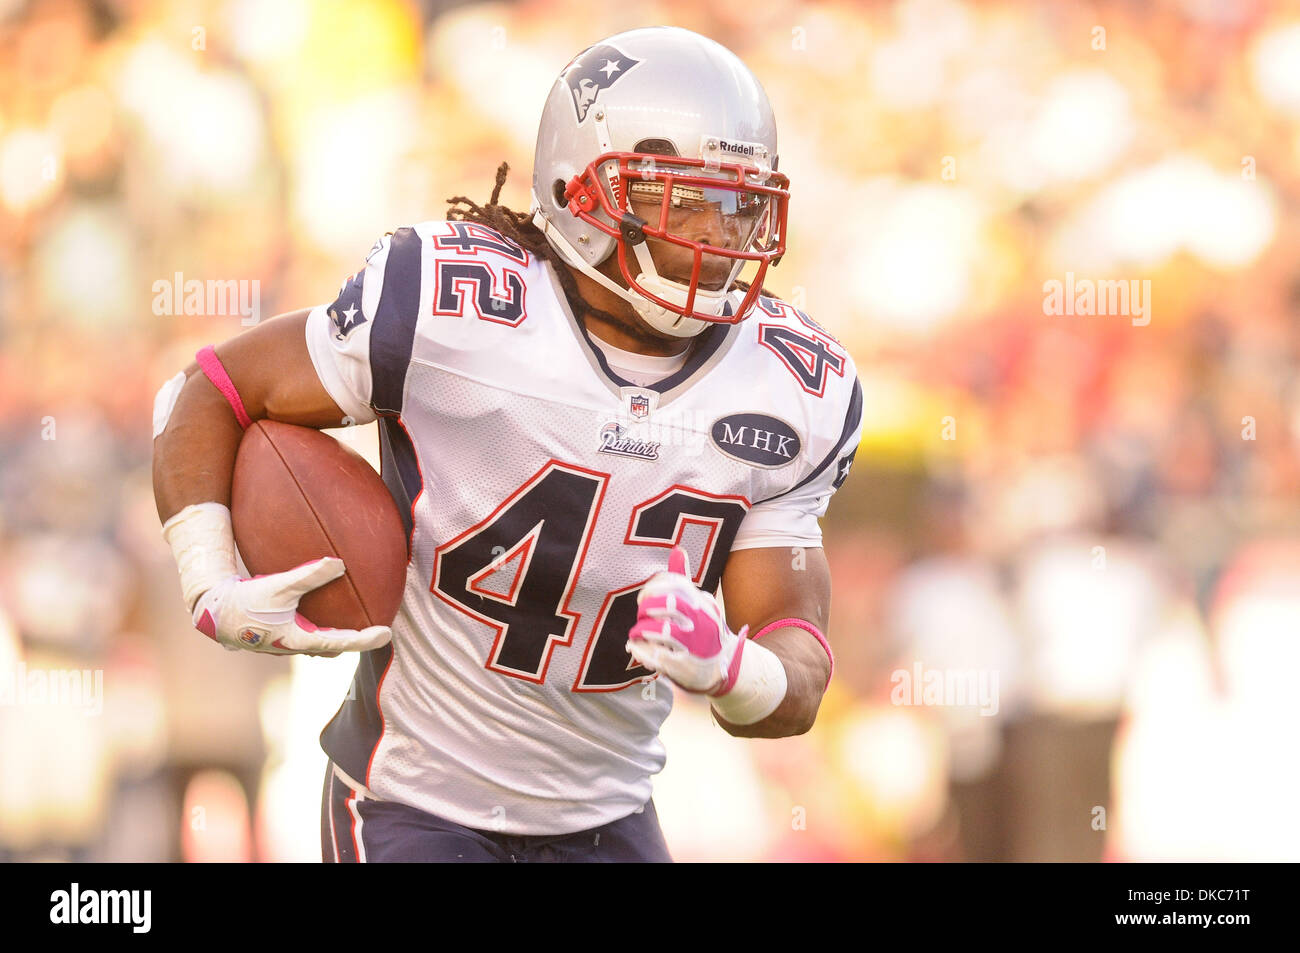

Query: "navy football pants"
<box><xmin>321</xmin><ymin>762</ymin><xmax>673</xmax><ymax>862</ymax></box>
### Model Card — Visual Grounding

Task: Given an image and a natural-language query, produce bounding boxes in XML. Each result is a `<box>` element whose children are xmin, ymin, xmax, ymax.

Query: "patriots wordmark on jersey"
<box><xmin>306</xmin><ymin>220</ymin><xmax>863</xmax><ymax>835</ymax></box>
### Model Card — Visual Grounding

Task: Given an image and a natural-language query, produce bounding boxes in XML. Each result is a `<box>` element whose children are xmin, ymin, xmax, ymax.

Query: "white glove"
<box><xmin>193</xmin><ymin>558</ymin><xmax>392</xmax><ymax>657</ymax></box>
<box><xmin>626</xmin><ymin>546</ymin><xmax>748</xmax><ymax>695</ymax></box>
<box><xmin>163</xmin><ymin>502</ymin><xmax>391</xmax><ymax>657</ymax></box>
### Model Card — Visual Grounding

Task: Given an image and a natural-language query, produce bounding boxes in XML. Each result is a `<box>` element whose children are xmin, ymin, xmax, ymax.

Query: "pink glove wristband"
<box><xmin>709</xmin><ymin>624</ymin><xmax>749</xmax><ymax>697</ymax></box>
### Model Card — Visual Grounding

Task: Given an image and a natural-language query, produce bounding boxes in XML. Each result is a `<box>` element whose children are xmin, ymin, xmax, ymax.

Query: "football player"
<box><xmin>152</xmin><ymin>26</ymin><xmax>862</xmax><ymax>862</ymax></box>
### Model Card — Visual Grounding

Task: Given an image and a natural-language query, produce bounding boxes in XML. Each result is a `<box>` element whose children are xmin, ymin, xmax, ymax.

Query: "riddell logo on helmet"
<box><xmin>717</xmin><ymin>140</ymin><xmax>757</xmax><ymax>157</ymax></box>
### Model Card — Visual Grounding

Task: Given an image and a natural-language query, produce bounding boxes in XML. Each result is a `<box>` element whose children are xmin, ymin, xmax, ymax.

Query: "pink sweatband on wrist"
<box><xmin>752</xmin><ymin>617</ymin><xmax>833</xmax><ymax>691</ymax></box>
<box><xmin>196</xmin><ymin>345</ymin><xmax>252</xmax><ymax>430</ymax></box>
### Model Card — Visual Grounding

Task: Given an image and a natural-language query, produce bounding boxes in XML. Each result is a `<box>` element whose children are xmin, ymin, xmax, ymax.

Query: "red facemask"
<box><xmin>563</xmin><ymin>151</ymin><xmax>790</xmax><ymax>323</ymax></box>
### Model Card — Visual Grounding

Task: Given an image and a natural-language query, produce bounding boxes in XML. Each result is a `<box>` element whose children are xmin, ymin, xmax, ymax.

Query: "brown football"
<box><xmin>231</xmin><ymin>420</ymin><xmax>407</xmax><ymax>631</ymax></box>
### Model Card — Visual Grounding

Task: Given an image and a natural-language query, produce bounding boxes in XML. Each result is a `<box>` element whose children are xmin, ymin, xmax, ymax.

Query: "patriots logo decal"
<box><xmin>564</xmin><ymin>44</ymin><xmax>641</xmax><ymax>122</ymax></box>
<box><xmin>329</xmin><ymin>270</ymin><xmax>367</xmax><ymax>340</ymax></box>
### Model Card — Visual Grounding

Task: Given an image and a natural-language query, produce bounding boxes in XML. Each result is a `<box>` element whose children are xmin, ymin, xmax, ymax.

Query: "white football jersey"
<box><xmin>305</xmin><ymin>220</ymin><xmax>862</xmax><ymax>835</ymax></box>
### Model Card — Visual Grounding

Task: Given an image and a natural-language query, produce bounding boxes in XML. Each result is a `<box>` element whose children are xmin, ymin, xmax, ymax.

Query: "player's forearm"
<box><xmin>152</xmin><ymin>364</ymin><xmax>246</xmax><ymax>523</ymax></box>
<box><xmin>712</xmin><ymin>626</ymin><xmax>829</xmax><ymax>738</ymax></box>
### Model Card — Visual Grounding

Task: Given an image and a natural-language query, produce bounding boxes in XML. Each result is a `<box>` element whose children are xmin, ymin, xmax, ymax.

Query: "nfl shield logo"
<box><xmin>630</xmin><ymin>394</ymin><xmax>650</xmax><ymax>419</ymax></box>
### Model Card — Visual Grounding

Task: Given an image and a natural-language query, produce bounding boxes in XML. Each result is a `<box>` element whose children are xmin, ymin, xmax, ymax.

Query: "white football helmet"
<box><xmin>530</xmin><ymin>26</ymin><xmax>789</xmax><ymax>338</ymax></box>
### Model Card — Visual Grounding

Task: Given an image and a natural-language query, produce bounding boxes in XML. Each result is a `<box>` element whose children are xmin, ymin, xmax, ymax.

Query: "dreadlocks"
<box><xmin>444</xmin><ymin>162</ymin><xmax>775</xmax><ymax>335</ymax></box>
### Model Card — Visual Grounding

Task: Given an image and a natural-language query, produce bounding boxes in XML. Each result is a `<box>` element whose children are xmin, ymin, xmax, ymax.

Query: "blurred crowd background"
<box><xmin>3</xmin><ymin>0</ymin><xmax>1300</xmax><ymax>862</ymax></box>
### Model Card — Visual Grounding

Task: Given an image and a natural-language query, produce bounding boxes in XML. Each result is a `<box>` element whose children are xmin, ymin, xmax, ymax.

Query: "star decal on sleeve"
<box><xmin>831</xmin><ymin>451</ymin><xmax>857</xmax><ymax>489</ymax></box>
<box><xmin>331</xmin><ymin>302</ymin><xmax>366</xmax><ymax>340</ymax></box>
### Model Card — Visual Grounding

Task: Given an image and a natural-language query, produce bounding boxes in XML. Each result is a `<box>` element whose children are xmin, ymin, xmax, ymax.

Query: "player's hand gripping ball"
<box><xmin>627</xmin><ymin>546</ymin><xmax>749</xmax><ymax>695</ymax></box>
<box><xmin>193</xmin><ymin>557</ymin><xmax>392</xmax><ymax>657</ymax></box>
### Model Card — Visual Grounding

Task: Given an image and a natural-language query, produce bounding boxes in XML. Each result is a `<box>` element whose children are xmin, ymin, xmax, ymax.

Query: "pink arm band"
<box><xmin>751</xmin><ymin>617</ymin><xmax>834</xmax><ymax>692</ymax></box>
<box><xmin>196</xmin><ymin>345</ymin><xmax>252</xmax><ymax>430</ymax></box>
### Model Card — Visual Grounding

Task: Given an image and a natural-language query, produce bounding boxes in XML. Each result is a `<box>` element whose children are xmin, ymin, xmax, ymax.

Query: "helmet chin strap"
<box><xmin>627</xmin><ymin>241</ymin><xmax>743</xmax><ymax>338</ymax></box>
<box><xmin>532</xmin><ymin>202</ymin><xmax>734</xmax><ymax>339</ymax></box>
